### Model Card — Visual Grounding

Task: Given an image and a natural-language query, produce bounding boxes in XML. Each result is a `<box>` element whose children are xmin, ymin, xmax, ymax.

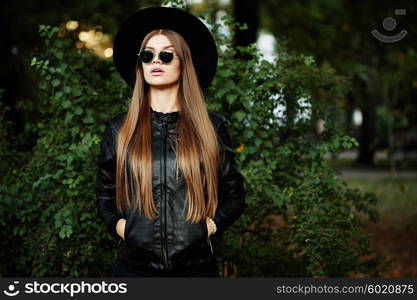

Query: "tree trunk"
<box><xmin>357</xmin><ymin>78</ymin><xmax>378</xmax><ymax>167</ymax></box>
<box><xmin>232</xmin><ymin>0</ymin><xmax>259</xmax><ymax>60</ymax></box>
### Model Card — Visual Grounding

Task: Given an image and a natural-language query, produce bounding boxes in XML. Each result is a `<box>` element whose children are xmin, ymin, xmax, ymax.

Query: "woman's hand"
<box><xmin>205</xmin><ymin>217</ymin><xmax>216</xmax><ymax>237</ymax></box>
<box><xmin>116</xmin><ymin>218</ymin><xmax>127</xmax><ymax>240</ymax></box>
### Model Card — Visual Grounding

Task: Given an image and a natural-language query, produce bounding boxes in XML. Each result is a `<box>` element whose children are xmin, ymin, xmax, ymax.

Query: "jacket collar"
<box><xmin>151</xmin><ymin>107</ymin><xmax>179</xmax><ymax>124</ymax></box>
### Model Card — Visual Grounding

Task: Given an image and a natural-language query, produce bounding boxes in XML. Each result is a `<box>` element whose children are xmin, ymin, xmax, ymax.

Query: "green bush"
<box><xmin>200</xmin><ymin>11</ymin><xmax>383</xmax><ymax>277</ymax></box>
<box><xmin>0</xmin><ymin>25</ymin><xmax>131</xmax><ymax>276</ymax></box>
<box><xmin>0</xmin><ymin>7</ymin><xmax>383</xmax><ymax>277</ymax></box>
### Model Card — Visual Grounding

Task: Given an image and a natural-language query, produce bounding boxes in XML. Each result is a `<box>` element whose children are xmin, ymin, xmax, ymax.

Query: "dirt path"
<box><xmin>361</xmin><ymin>216</ymin><xmax>417</xmax><ymax>277</ymax></box>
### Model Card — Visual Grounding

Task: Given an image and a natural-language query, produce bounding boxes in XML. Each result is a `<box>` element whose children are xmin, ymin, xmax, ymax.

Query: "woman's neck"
<box><xmin>149</xmin><ymin>84</ymin><xmax>180</xmax><ymax>113</ymax></box>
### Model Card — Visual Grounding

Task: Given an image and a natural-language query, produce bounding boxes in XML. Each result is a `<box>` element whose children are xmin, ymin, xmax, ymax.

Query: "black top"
<box><xmin>150</xmin><ymin>107</ymin><xmax>179</xmax><ymax>124</ymax></box>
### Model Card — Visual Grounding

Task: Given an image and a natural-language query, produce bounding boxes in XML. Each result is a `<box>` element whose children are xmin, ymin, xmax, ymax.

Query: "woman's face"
<box><xmin>142</xmin><ymin>34</ymin><xmax>181</xmax><ymax>88</ymax></box>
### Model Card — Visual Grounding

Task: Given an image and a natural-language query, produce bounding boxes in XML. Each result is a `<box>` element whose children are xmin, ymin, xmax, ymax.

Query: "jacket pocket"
<box><xmin>174</xmin><ymin>220</ymin><xmax>207</xmax><ymax>250</ymax></box>
<box><xmin>200</xmin><ymin>220</ymin><xmax>216</xmax><ymax>255</ymax></box>
<box><xmin>125</xmin><ymin>213</ymin><xmax>155</xmax><ymax>250</ymax></box>
<box><xmin>200</xmin><ymin>220</ymin><xmax>208</xmax><ymax>243</ymax></box>
<box><xmin>202</xmin><ymin>220</ymin><xmax>216</xmax><ymax>255</ymax></box>
<box><xmin>123</xmin><ymin>210</ymin><xmax>133</xmax><ymax>243</ymax></box>
<box><xmin>123</xmin><ymin>219</ymin><xmax>128</xmax><ymax>242</ymax></box>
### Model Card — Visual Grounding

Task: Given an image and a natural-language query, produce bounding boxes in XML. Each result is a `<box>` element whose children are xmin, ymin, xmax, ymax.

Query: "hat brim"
<box><xmin>113</xmin><ymin>6</ymin><xmax>218</xmax><ymax>90</ymax></box>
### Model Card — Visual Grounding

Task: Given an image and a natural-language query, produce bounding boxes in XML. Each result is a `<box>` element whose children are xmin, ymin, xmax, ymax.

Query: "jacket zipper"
<box><xmin>207</xmin><ymin>235</ymin><xmax>214</xmax><ymax>255</ymax></box>
<box><xmin>160</xmin><ymin>118</ymin><xmax>171</xmax><ymax>270</ymax></box>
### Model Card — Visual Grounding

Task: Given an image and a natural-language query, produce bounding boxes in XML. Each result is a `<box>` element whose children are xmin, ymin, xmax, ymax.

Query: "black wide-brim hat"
<box><xmin>113</xmin><ymin>6</ymin><xmax>218</xmax><ymax>90</ymax></box>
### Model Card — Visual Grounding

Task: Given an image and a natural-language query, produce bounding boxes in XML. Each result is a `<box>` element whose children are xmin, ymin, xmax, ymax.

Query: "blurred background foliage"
<box><xmin>0</xmin><ymin>0</ymin><xmax>416</xmax><ymax>277</ymax></box>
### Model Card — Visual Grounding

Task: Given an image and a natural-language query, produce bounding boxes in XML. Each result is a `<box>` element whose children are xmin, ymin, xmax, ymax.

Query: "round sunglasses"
<box><xmin>137</xmin><ymin>49</ymin><xmax>180</xmax><ymax>64</ymax></box>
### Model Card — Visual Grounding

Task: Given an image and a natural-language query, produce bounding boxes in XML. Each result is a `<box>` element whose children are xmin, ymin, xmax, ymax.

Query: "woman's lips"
<box><xmin>151</xmin><ymin>70</ymin><xmax>164</xmax><ymax>76</ymax></box>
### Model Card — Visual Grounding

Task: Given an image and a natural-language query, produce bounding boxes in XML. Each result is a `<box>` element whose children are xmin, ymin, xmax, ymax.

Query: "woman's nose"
<box><xmin>152</xmin><ymin>53</ymin><xmax>162</xmax><ymax>63</ymax></box>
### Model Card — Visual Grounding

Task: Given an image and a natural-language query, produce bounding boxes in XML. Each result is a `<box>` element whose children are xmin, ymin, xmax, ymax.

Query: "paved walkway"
<box><xmin>336</xmin><ymin>170</ymin><xmax>417</xmax><ymax>179</ymax></box>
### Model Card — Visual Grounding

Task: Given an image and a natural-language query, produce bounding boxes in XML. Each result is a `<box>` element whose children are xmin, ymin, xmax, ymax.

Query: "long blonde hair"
<box><xmin>115</xmin><ymin>29</ymin><xmax>222</xmax><ymax>223</ymax></box>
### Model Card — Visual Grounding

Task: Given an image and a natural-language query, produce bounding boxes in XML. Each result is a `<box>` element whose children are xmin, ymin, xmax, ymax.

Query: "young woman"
<box><xmin>95</xmin><ymin>6</ymin><xmax>246</xmax><ymax>278</ymax></box>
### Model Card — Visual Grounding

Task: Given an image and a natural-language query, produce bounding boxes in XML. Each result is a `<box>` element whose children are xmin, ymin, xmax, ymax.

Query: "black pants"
<box><xmin>112</xmin><ymin>259</ymin><xmax>220</xmax><ymax>278</ymax></box>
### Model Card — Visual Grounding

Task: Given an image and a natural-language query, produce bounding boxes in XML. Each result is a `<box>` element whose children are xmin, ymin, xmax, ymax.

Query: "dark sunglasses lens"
<box><xmin>139</xmin><ymin>50</ymin><xmax>154</xmax><ymax>63</ymax></box>
<box><xmin>159</xmin><ymin>51</ymin><xmax>174</xmax><ymax>63</ymax></box>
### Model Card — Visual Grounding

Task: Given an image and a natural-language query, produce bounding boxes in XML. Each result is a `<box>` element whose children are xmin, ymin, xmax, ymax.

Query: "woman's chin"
<box><xmin>147</xmin><ymin>80</ymin><xmax>180</xmax><ymax>89</ymax></box>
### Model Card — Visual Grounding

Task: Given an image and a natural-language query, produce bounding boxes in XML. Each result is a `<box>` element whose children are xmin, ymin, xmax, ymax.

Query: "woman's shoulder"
<box><xmin>208</xmin><ymin>111</ymin><xmax>227</xmax><ymax>130</ymax></box>
<box><xmin>106</xmin><ymin>111</ymin><xmax>128</xmax><ymax>130</ymax></box>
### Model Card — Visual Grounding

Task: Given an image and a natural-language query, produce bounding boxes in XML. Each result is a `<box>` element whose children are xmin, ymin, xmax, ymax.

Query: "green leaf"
<box><xmin>226</xmin><ymin>93</ymin><xmax>238</xmax><ymax>104</ymax></box>
<box><xmin>54</xmin><ymin>51</ymin><xmax>64</xmax><ymax>60</ymax></box>
<box><xmin>65</xmin><ymin>112</ymin><xmax>73</xmax><ymax>123</ymax></box>
<box><xmin>82</xmin><ymin>115</ymin><xmax>94</xmax><ymax>124</ymax></box>
<box><xmin>51</xmin><ymin>79</ymin><xmax>60</xmax><ymax>87</ymax></box>
<box><xmin>234</xmin><ymin>110</ymin><xmax>246</xmax><ymax>122</ymax></box>
<box><xmin>244</xmin><ymin>129</ymin><xmax>254</xmax><ymax>139</ymax></box>
<box><xmin>74</xmin><ymin>106</ymin><xmax>83</xmax><ymax>115</ymax></box>
<box><xmin>62</xmin><ymin>100</ymin><xmax>71</xmax><ymax>108</ymax></box>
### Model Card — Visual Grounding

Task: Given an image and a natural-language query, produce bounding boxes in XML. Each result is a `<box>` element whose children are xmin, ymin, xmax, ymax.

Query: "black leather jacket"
<box><xmin>95</xmin><ymin>108</ymin><xmax>246</xmax><ymax>273</ymax></box>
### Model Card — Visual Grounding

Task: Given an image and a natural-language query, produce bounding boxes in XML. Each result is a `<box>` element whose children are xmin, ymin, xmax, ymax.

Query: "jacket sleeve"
<box><xmin>213</xmin><ymin>118</ymin><xmax>247</xmax><ymax>237</ymax></box>
<box><xmin>95</xmin><ymin>121</ymin><xmax>125</xmax><ymax>239</ymax></box>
